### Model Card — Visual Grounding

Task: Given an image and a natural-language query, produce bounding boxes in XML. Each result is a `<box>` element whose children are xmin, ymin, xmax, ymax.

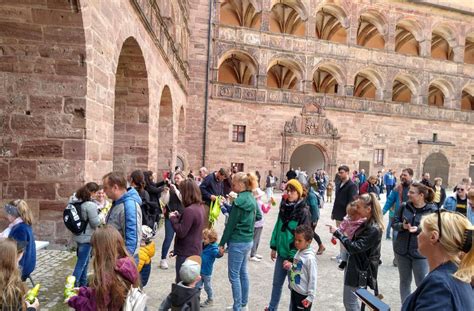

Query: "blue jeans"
<box><xmin>268</xmin><ymin>255</ymin><xmax>289</xmax><ymax>310</ymax></box>
<box><xmin>72</xmin><ymin>242</ymin><xmax>91</xmax><ymax>287</ymax></box>
<box><xmin>161</xmin><ymin>218</ymin><xmax>175</xmax><ymax>259</ymax></box>
<box><xmin>140</xmin><ymin>263</ymin><xmax>151</xmax><ymax>287</ymax></box>
<box><xmin>197</xmin><ymin>274</ymin><xmax>214</xmax><ymax>300</ymax></box>
<box><xmin>228</xmin><ymin>242</ymin><xmax>253</xmax><ymax>311</ymax></box>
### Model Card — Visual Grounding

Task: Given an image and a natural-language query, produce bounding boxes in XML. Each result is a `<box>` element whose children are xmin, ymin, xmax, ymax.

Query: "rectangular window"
<box><xmin>231</xmin><ymin>163</ymin><xmax>244</xmax><ymax>172</ymax></box>
<box><xmin>374</xmin><ymin>149</ymin><xmax>384</xmax><ymax>166</ymax></box>
<box><xmin>232</xmin><ymin>125</ymin><xmax>246</xmax><ymax>142</ymax></box>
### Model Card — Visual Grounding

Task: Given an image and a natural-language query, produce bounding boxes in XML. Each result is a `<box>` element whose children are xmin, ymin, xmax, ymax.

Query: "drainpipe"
<box><xmin>202</xmin><ymin>0</ymin><xmax>214</xmax><ymax>167</ymax></box>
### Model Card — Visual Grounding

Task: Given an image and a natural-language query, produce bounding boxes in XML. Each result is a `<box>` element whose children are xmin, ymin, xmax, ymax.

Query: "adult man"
<box><xmin>200</xmin><ymin>168</ymin><xmax>227</xmax><ymax>227</ymax></box>
<box><xmin>286</xmin><ymin>167</ymin><xmax>297</xmax><ymax>181</ymax></box>
<box><xmin>103</xmin><ymin>171</ymin><xmax>142</xmax><ymax>257</ymax></box>
<box><xmin>420</xmin><ymin>172</ymin><xmax>433</xmax><ymax>188</ymax></box>
<box><xmin>444</xmin><ymin>183</ymin><xmax>469</xmax><ymax>216</ymax></box>
<box><xmin>265</xmin><ymin>170</ymin><xmax>278</xmax><ymax>199</ymax></box>
<box><xmin>383</xmin><ymin>169</ymin><xmax>396</xmax><ymax>196</ymax></box>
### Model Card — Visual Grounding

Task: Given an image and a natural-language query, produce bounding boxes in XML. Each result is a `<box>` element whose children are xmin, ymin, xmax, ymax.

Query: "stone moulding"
<box><xmin>130</xmin><ymin>0</ymin><xmax>190</xmax><ymax>92</ymax></box>
<box><xmin>211</xmin><ymin>83</ymin><xmax>474</xmax><ymax>124</ymax></box>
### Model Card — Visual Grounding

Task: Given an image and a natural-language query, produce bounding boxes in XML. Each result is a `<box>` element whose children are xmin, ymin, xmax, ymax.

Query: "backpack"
<box><xmin>63</xmin><ymin>201</ymin><xmax>87</xmax><ymax>235</ymax></box>
<box><xmin>314</xmin><ymin>191</ymin><xmax>325</xmax><ymax>209</ymax></box>
<box><xmin>123</xmin><ymin>286</ymin><xmax>148</xmax><ymax>311</ymax></box>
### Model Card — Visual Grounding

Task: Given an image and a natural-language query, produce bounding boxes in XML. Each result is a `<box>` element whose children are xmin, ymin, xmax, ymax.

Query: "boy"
<box><xmin>159</xmin><ymin>255</ymin><xmax>202</xmax><ymax>310</ymax></box>
<box><xmin>199</xmin><ymin>228</ymin><xmax>223</xmax><ymax>307</ymax></box>
<box><xmin>283</xmin><ymin>225</ymin><xmax>318</xmax><ymax>311</ymax></box>
<box><xmin>138</xmin><ymin>225</ymin><xmax>155</xmax><ymax>287</ymax></box>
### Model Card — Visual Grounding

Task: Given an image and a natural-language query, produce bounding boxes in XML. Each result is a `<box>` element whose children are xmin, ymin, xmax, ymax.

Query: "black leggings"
<box><xmin>312</xmin><ymin>223</ymin><xmax>322</xmax><ymax>246</ymax></box>
<box><xmin>291</xmin><ymin>290</ymin><xmax>311</xmax><ymax>310</ymax></box>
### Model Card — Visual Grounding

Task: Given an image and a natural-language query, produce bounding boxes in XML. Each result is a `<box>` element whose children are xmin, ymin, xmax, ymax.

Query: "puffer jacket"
<box><xmin>333</xmin><ymin>220</ymin><xmax>382</xmax><ymax>289</ymax></box>
<box><xmin>392</xmin><ymin>201</ymin><xmax>437</xmax><ymax>258</ymax></box>
<box><xmin>138</xmin><ymin>241</ymin><xmax>156</xmax><ymax>272</ymax></box>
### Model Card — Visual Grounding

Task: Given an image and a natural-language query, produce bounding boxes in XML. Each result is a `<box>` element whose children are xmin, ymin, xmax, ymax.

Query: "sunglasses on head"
<box><xmin>436</xmin><ymin>208</ymin><xmax>466</xmax><ymax>242</ymax></box>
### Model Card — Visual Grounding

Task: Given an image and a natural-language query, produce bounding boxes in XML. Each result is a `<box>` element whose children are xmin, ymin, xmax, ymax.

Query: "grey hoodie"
<box><xmin>289</xmin><ymin>246</ymin><xmax>318</xmax><ymax>302</ymax></box>
<box><xmin>69</xmin><ymin>195</ymin><xmax>100</xmax><ymax>244</ymax></box>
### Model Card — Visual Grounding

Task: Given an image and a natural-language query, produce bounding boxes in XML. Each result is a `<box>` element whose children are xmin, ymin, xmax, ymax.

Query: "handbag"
<box><xmin>123</xmin><ymin>286</ymin><xmax>148</xmax><ymax>311</ymax></box>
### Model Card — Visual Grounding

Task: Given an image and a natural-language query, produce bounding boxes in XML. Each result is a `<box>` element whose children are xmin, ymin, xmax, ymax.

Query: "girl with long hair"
<box><xmin>1</xmin><ymin>200</ymin><xmax>36</xmax><ymax>281</ymax></box>
<box><xmin>328</xmin><ymin>193</ymin><xmax>384</xmax><ymax>311</ymax></box>
<box><xmin>0</xmin><ymin>238</ymin><xmax>38</xmax><ymax>310</ymax></box>
<box><xmin>68</xmin><ymin>225</ymin><xmax>139</xmax><ymax>311</ymax></box>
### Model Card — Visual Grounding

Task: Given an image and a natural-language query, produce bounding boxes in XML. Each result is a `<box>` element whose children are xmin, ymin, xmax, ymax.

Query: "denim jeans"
<box><xmin>228</xmin><ymin>242</ymin><xmax>253</xmax><ymax>311</ymax></box>
<box><xmin>197</xmin><ymin>274</ymin><xmax>214</xmax><ymax>300</ymax></box>
<box><xmin>386</xmin><ymin>217</ymin><xmax>392</xmax><ymax>239</ymax></box>
<box><xmin>268</xmin><ymin>255</ymin><xmax>290</xmax><ymax>310</ymax></box>
<box><xmin>72</xmin><ymin>242</ymin><xmax>91</xmax><ymax>287</ymax></box>
<box><xmin>175</xmin><ymin>255</ymin><xmax>187</xmax><ymax>283</ymax></box>
<box><xmin>343</xmin><ymin>284</ymin><xmax>360</xmax><ymax>311</ymax></box>
<box><xmin>140</xmin><ymin>263</ymin><xmax>151</xmax><ymax>287</ymax></box>
<box><xmin>161</xmin><ymin>218</ymin><xmax>175</xmax><ymax>259</ymax></box>
<box><xmin>395</xmin><ymin>253</ymin><xmax>428</xmax><ymax>303</ymax></box>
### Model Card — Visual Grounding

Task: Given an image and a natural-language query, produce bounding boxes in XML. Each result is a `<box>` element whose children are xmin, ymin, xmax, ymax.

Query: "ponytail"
<box><xmin>233</xmin><ymin>172</ymin><xmax>258</xmax><ymax>191</ymax></box>
<box><xmin>10</xmin><ymin>200</ymin><xmax>33</xmax><ymax>226</ymax></box>
<box><xmin>411</xmin><ymin>182</ymin><xmax>434</xmax><ymax>203</ymax></box>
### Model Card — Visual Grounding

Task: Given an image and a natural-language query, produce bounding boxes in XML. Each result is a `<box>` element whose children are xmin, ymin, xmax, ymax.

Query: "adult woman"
<box><xmin>68</xmin><ymin>226</ymin><xmax>139</xmax><ymax>310</ymax></box>
<box><xmin>266</xmin><ymin>179</ymin><xmax>311</xmax><ymax>311</ymax></box>
<box><xmin>160</xmin><ymin>171</ymin><xmax>185</xmax><ymax>269</ymax></box>
<box><xmin>219</xmin><ymin>172</ymin><xmax>260</xmax><ymax>311</ymax></box>
<box><xmin>401</xmin><ymin>211</ymin><xmax>473</xmax><ymax>310</ymax></box>
<box><xmin>70</xmin><ymin>182</ymin><xmax>101</xmax><ymax>287</ymax></box>
<box><xmin>130</xmin><ymin>170</ymin><xmax>159</xmax><ymax>229</ymax></box>
<box><xmin>392</xmin><ymin>183</ymin><xmax>437</xmax><ymax>303</ymax></box>
<box><xmin>328</xmin><ymin>193</ymin><xmax>384</xmax><ymax>311</ymax></box>
<box><xmin>93</xmin><ymin>186</ymin><xmax>112</xmax><ymax>224</ymax></box>
<box><xmin>432</xmin><ymin>177</ymin><xmax>446</xmax><ymax>209</ymax></box>
<box><xmin>1</xmin><ymin>200</ymin><xmax>36</xmax><ymax>281</ymax></box>
<box><xmin>359</xmin><ymin>176</ymin><xmax>380</xmax><ymax>199</ymax></box>
<box><xmin>169</xmin><ymin>178</ymin><xmax>204</xmax><ymax>282</ymax></box>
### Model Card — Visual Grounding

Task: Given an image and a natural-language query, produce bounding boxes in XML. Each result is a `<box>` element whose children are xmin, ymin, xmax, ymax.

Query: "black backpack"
<box><xmin>63</xmin><ymin>201</ymin><xmax>88</xmax><ymax>235</ymax></box>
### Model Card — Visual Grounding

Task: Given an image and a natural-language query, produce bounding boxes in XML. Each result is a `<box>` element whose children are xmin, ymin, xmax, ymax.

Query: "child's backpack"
<box><xmin>63</xmin><ymin>202</ymin><xmax>87</xmax><ymax>235</ymax></box>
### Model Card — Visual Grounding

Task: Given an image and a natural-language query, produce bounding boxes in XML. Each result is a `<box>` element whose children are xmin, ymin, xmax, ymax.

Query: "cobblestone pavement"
<box><xmin>36</xmin><ymin>192</ymin><xmax>414</xmax><ymax>310</ymax></box>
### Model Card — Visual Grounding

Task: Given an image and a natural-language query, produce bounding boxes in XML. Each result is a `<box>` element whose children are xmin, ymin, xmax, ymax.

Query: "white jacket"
<box><xmin>289</xmin><ymin>246</ymin><xmax>318</xmax><ymax>302</ymax></box>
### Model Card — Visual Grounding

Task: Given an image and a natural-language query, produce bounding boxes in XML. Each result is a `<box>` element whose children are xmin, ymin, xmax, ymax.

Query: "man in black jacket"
<box><xmin>200</xmin><ymin>168</ymin><xmax>227</xmax><ymax>228</ymax></box>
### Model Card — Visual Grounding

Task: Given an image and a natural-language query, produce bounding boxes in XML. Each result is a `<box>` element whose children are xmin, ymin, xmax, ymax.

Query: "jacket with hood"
<box><xmin>68</xmin><ymin>257</ymin><xmax>139</xmax><ymax>311</ymax></box>
<box><xmin>270</xmin><ymin>199</ymin><xmax>311</xmax><ymax>260</ymax></box>
<box><xmin>219</xmin><ymin>191</ymin><xmax>261</xmax><ymax>246</ymax></box>
<box><xmin>201</xmin><ymin>242</ymin><xmax>222</xmax><ymax>276</ymax></box>
<box><xmin>106</xmin><ymin>188</ymin><xmax>142</xmax><ymax>256</ymax></box>
<box><xmin>392</xmin><ymin>201</ymin><xmax>437</xmax><ymax>258</ymax></box>
<box><xmin>69</xmin><ymin>195</ymin><xmax>100</xmax><ymax>244</ymax></box>
<box><xmin>138</xmin><ymin>241</ymin><xmax>156</xmax><ymax>272</ymax></box>
<box><xmin>289</xmin><ymin>246</ymin><xmax>318</xmax><ymax>303</ymax></box>
<box><xmin>159</xmin><ymin>282</ymin><xmax>200</xmax><ymax>311</ymax></box>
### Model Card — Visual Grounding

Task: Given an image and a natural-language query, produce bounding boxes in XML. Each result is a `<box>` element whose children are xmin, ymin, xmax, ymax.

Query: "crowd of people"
<box><xmin>0</xmin><ymin>164</ymin><xmax>473</xmax><ymax>311</ymax></box>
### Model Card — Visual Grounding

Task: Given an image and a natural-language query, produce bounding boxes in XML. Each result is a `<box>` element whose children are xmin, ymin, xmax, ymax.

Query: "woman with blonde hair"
<box><xmin>401</xmin><ymin>211</ymin><xmax>473</xmax><ymax>310</ymax></box>
<box><xmin>0</xmin><ymin>238</ymin><xmax>39</xmax><ymax>310</ymax></box>
<box><xmin>1</xmin><ymin>200</ymin><xmax>36</xmax><ymax>281</ymax></box>
<box><xmin>219</xmin><ymin>172</ymin><xmax>261</xmax><ymax>311</ymax></box>
<box><xmin>328</xmin><ymin>193</ymin><xmax>384</xmax><ymax>311</ymax></box>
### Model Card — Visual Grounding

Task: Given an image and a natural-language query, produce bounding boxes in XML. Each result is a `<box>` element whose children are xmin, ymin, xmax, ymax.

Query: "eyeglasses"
<box><xmin>436</xmin><ymin>208</ymin><xmax>465</xmax><ymax>241</ymax></box>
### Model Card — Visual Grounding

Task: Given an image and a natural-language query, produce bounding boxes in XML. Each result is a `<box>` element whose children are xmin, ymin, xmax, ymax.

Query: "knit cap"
<box><xmin>179</xmin><ymin>255</ymin><xmax>202</xmax><ymax>285</ymax></box>
<box><xmin>286</xmin><ymin>179</ymin><xmax>303</xmax><ymax>197</ymax></box>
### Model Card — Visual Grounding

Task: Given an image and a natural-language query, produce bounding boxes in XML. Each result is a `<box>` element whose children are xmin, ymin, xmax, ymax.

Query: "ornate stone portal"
<box><xmin>281</xmin><ymin>103</ymin><xmax>341</xmax><ymax>179</ymax></box>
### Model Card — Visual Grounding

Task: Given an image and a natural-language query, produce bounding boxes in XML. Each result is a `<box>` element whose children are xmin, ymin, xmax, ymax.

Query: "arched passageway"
<box><xmin>423</xmin><ymin>152</ymin><xmax>449</xmax><ymax>186</ymax></box>
<box><xmin>113</xmin><ymin>37</ymin><xmax>150</xmax><ymax>173</ymax></box>
<box><xmin>290</xmin><ymin>144</ymin><xmax>326</xmax><ymax>175</ymax></box>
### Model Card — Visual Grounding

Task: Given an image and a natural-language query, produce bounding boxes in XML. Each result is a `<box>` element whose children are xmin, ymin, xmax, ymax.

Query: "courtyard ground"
<box><xmin>33</xmin><ymin>192</ymin><xmax>415</xmax><ymax>310</ymax></box>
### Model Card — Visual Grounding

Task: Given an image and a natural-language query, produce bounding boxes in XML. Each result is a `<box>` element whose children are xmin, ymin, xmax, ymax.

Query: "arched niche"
<box><xmin>461</xmin><ymin>85</ymin><xmax>474</xmax><ymax>111</ymax></box>
<box><xmin>269</xmin><ymin>0</ymin><xmax>307</xmax><ymax>35</ymax></box>
<box><xmin>267</xmin><ymin>58</ymin><xmax>302</xmax><ymax>90</ymax></box>
<box><xmin>357</xmin><ymin>10</ymin><xmax>386</xmax><ymax>49</ymax></box>
<box><xmin>465</xmin><ymin>33</ymin><xmax>474</xmax><ymax>64</ymax></box>
<box><xmin>392</xmin><ymin>74</ymin><xmax>419</xmax><ymax>104</ymax></box>
<box><xmin>217</xmin><ymin>50</ymin><xmax>258</xmax><ymax>86</ymax></box>
<box><xmin>431</xmin><ymin>23</ymin><xmax>455</xmax><ymax>61</ymax></box>
<box><xmin>423</xmin><ymin>152</ymin><xmax>449</xmax><ymax>186</ymax></box>
<box><xmin>220</xmin><ymin>0</ymin><xmax>261</xmax><ymax>29</ymax></box>
<box><xmin>395</xmin><ymin>19</ymin><xmax>421</xmax><ymax>56</ymax></box>
<box><xmin>315</xmin><ymin>5</ymin><xmax>348</xmax><ymax>43</ymax></box>
<box><xmin>428</xmin><ymin>79</ymin><xmax>453</xmax><ymax>107</ymax></box>
<box><xmin>290</xmin><ymin>144</ymin><xmax>326</xmax><ymax>175</ymax></box>
<box><xmin>312</xmin><ymin>63</ymin><xmax>344</xmax><ymax>94</ymax></box>
<box><xmin>353</xmin><ymin>68</ymin><xmax>383</xmax><ymax>99</ymax></box>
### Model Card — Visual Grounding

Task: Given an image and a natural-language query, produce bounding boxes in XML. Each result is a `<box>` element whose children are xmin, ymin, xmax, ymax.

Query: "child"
<box><xmin>159</xmin><ymin>255</ymin><xmax>202</xmax><ymax>310</ymax></box>
<box><xmin>283</xmin><ymin>225</ymin><xmax>317</xmax><ymax>311</ymax></box>
<box><xmin>0</xmin><ymin>239</ymin><xmax>39</xmax><ymax>311</ymax></box>
<box><xmin>337</xmin><ymin>202</ymin><xmax>367</xmax><ymax>270</ymax></box>
<box><xmin>138</xmin><ymin>225</ymin><xmax>156</xmax><ymax>287</ymax></box>
<box><xmin>326</xmin><ymin>182</ymin><xmax>334</xmax><ymax>203</ymax></box>
<box><xmin>199</xmin><ymin>228</ymin><xmax>223</xmax><ymax>307</ymax></box>
<box><xmin>67</xmin><ymin>225</ymin><xmax>140</xmax><ymax>310</ymax></box>
<box><xmin>250</xmin><ymin>188</ymin><xmax>271</xmax><ymax>262</ymax></box>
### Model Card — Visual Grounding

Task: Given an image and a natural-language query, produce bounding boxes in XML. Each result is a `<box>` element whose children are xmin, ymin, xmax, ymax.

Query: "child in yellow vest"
<box><xmin>138</xmin><ymin>225</ymin><xmax>155</xmax><ymax>287</ymax></box>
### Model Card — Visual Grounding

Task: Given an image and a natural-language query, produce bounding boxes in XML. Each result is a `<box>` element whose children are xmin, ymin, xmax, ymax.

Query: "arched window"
<box><xmin>357</xmin><ymin>11</ymin><xmax>386</xmax><ymax>49</ymax></box>
<box><xmin>315</xmin><ymin>5</ymin><xmax>347</xmax><ymax>43</ymax></box>
<box><xmin>220</xmin><ymin>0</ymin><xmax>261</xmax><ymax>29</ymax></box>
<box><xmin>269</xmin><ymin>0</ymin><xmax>307</xmax><ymax>35</ymax></box>
<box><xmin>395</xmin><ymin>20</ymin><xmax>421</xmax><ymax>56</ymax></box>
<box><xmin>217</xmin><ymin>51</ymin><xmax>258</xmax><ymax>85</ymax></box>
<box><xmin>267</xmin><ymin>59</ymin><xmax>301</xmax><ymax>90</ymax></box>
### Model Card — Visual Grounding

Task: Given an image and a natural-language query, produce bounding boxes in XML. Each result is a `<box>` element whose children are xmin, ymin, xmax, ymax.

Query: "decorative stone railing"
<box><xmin>211</xmin><ymin>83</ymin><xmax>474</xmax><ymax>124</ymax></box>
<box><xmin>131</xmin><ymin>0</ymin><xmax>190</xmax><ymax>91</ymax></box>
<box><xmin>216</xmin><ymin>25</ymin><xmax>473</xmax><ymax>77</ymax></box>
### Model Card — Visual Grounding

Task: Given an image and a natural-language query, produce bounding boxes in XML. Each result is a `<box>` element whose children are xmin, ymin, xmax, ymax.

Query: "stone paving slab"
<box><xmin>34</xmin><ymin>192</ymin><xmax>416</xmax><ymax>310</ymax></box>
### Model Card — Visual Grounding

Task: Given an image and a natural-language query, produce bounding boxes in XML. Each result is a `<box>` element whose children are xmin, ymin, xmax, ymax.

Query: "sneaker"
<box><xmin>160</xmin><ymin>259</ymin><xmax>168</xmax><ymax>270</ymax></box>
<box><xmin>249</xmin><ymin>256</ymin><xmax>261</xmax><ymax>262</ymax></box>
<box><xmin>242</xmin><ymin>305</ymin><xmax>249</xmax><ymax>311</ymax></box>
<box><xmin>200</xmin><ymin>299</ymin><xmax>213</xmax><ymax>308</ymax></box>
<box><xmin>255</xmin><ymin>254</ymin><xmax>263</xmax><ymax>259</ymax></box>
<box><xmin>338</xmin><ymin>261</ymin><xmax>347</xmax><ymax>271</ymax></box>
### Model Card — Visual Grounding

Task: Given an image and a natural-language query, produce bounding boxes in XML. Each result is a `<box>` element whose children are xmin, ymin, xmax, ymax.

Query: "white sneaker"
<box><xmin>249</xmin><ymin>256</ymin><xmax>261</xmax><ymax>262</ymax></box>
<box><xmin>255</xmin><ymin>254</ymin><xmax>263</xmax><ymax>259</ymax></box>
<box><xmin>242</xmin><ymin>306</ymin><xmax>249</xmax><ymax>311</ymax></box>
<box><xmin>160</xmin><ymin>259</ymin><xmax>168</xmax><ymax>269</ymax></box>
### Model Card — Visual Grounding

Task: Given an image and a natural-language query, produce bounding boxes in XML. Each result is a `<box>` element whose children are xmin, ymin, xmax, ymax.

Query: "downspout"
<box><xmin>202</xmin><ymin>0</ymin><xmax>214</xmax><ymax>167</ymax></box>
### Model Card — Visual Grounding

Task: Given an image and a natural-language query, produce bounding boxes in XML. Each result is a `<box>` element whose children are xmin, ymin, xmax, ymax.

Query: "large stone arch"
<box><xmin>423</xmin><ymin>152</ymin><xmax>449</xmax><ymax>187</ymax></box>
<box><xmin>289</xmin><ymin>143</ymin><xmax>329</xmax><ymax>174</ymax></box>
<box><xmin>157</xmin><ymin>86</ymin><xmax>174</xmax><ymax>175</ymax></box>
<box><xmin>113</xmin><ymin>37</ymin><xmax>150</xmax><ymax>174</ymax></box>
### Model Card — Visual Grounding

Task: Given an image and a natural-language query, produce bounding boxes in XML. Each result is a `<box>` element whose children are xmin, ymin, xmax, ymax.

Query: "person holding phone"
<box><xmin>392</xmin><ymin>183</ymin><xmax>437</xmax><ymax>303</ymax></box>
